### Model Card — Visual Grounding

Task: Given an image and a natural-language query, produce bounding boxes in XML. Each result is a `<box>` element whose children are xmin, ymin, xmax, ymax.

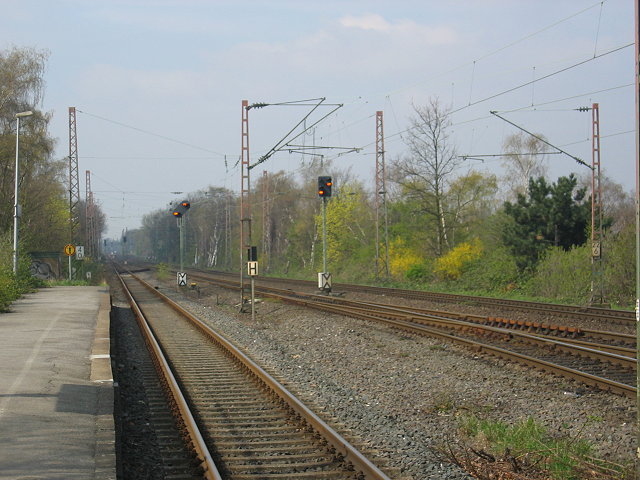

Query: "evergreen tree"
<box><xmin>502</xmin><ymin>174</ymin><xmax>590</xmax><ymax>271</ymax></box>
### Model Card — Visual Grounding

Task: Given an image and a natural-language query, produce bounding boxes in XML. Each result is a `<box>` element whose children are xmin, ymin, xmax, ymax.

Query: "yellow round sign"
<box><xmin>64</xmin><ymin>244</ymin><xmax>76</xmax><ymax>256</ymax></box>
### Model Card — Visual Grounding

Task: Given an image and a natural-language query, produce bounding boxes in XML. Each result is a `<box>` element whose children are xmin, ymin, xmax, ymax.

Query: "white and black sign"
<box><xmin>177</xmin><ymin>272</ymin><xmax>187</xmax><ymax>286</ymax></box>
<box><xmin>247</xmin><ymin>261</ymin><xmax>258</xmax><ymax>277</ymax></box>
<box><xmin>318</xmin><ymin>272</ymin><xmax>332</xmax><ymax>290</ymax></box>
<box><xmin>75</xmin><ymin>245</ymin><xmax>85</xmax><ymax>260</ymax></box>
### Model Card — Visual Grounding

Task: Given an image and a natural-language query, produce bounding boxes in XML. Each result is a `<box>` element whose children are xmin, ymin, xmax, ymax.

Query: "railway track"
<box><xmin>178</xmin><ymin>270</ymin><xmax>635</xmax><ymax>353</ymax></box>
<box><xmin>174</xmin><ymin>269</ymin><xmax>637</xmax><ymax>398</ymax></box>
<box><xmin>115</xmin><ymin>268</ymin><xmax>392</xmax><ymax>480</ymax></box>
<box><xmin>195</xmin><ymin>269</ymin><xmax>635</xmax><ymax>326</ymax></box>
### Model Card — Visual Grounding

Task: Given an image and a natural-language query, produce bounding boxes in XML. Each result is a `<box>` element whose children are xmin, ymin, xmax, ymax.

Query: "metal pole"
<box><xmin>12</xmin><ymin>111</ymin><xmax>33</xmax><ymax>274</ymax></box>
<box><xmin>12</xmin><ymin>116</ymin><xmax>21</xmax><ymax>274</ymax></box>
<box><xmin>634</xmin><ymin>0</ymin><xmax>640</xmax><ymax>471</ymax></box>
<box><xmin>251</xmin><ymin>277</ymin><xmax>255</xmax><ymax>322</ymax></box>
<box><xmin>240</xmin><ymin>100</ymin><xmax>251</xmax><ymax>311</ymax></box>
<box><xmin>179</xmin><ymin>217</ymin><xmax>184</xmax><ymax>272</ymax></box>
<box><xmin>322</xmin><ymin>196</ymin><xmax>327</xmax><ymax>274</ymax></box>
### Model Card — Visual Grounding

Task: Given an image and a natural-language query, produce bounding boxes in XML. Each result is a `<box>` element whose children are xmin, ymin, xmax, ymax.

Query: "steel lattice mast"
<box><xmin>590</xmin><ymin>103</ymin><xmax>604</xmax><ymax>305</ymax></box>
<box><xmin>239</xmin><ymin>100</ymin><xmax>251</xmax><ymax>310</ymax></box>
<box><xmin>68</xmin><ymin>107</ymin><xmax>80</xmax><ymax>243</ymax></box>
<box><xmin>86</xmin><ymin>170</ymin><xmax>97</xmax><ymax>258</ymax></box>
<box><xmin>67</xmin><ymin>107</ymin><xmax>81</xmax><ymax>279</ymax></box>
<box><xmin>375</xmin><ymin>111</ymin><xmax>390</xmax><ymax>280</ymax></box>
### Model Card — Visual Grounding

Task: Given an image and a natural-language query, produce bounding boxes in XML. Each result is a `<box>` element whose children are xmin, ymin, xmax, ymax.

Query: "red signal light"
<box><xmin>317</xmin><ymin>176</ymin><xmax>332</xmax><ymax>197</ymax></box>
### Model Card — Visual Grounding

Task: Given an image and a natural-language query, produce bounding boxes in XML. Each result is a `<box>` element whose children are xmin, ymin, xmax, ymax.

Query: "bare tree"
<box><xmin>392</xmin><ymin>98</ymin><xmax>461</xmax><ymax>255</ymax></box>
<box><xmin>501</xmin><ymin>132</ymin><xmax>549</xmax><ymax>199</ymax></box>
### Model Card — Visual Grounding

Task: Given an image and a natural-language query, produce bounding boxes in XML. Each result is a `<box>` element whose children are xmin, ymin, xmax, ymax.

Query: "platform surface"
<box><xmin>0</xmin><ymin>286</ymin><xmax>114</xmax><ymax>480</ymax></box>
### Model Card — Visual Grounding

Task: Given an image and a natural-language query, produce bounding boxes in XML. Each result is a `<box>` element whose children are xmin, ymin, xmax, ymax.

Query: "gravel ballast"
<box><xmin>128</xmin><ymin>273</ymin><xmax>636</xmax><ymax>479</ymax></box>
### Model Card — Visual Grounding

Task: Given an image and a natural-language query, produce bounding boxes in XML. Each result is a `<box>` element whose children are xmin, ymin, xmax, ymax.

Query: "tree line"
<box><xmin>128</xmin><ymin>100</ymin><xmax>634</xmax><ymax>307</ymax></box>
<box><xmin>0</xmin><ymin>46</ymin><xmax>106</xmax><ymax>309</ymax></box>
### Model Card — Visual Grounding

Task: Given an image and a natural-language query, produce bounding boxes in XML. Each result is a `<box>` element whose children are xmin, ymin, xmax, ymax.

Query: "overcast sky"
<box><xmin>2</xmin><ymin>0</ymin><xmax>636</xmax><ymax>238</ymax></box>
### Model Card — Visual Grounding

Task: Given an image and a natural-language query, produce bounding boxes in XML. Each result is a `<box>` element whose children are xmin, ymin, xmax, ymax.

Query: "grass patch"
<box><xmin>156</xmin><ymin>263</ymin><xmax>170</xmax><ymax>280</ymax></box>
<box><xmin>46</xmin><ymin>279</ymin><xmax>92</xmax><ymax>286</ymax></box>
<box><xmin>446</xmin><ymin>415</ymin><xmax>631</xmax><ymax>479</ymax></box>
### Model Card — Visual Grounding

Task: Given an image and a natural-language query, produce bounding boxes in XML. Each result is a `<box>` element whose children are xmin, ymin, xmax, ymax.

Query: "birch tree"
<box><xmin>392</xmin><ymin>99</ymin><xmax>461</xmax><ymax>256</ymax></box>
<box><xmin>501</xmin><ymin>132</ymin><xmax>549</xmax><ymax>199</ymax></box>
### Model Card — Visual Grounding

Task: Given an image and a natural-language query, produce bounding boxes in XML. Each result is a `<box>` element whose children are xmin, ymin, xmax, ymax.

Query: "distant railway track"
<box><xmin>172</xmin><ymin>268</ymin><xmax>636</xmax><ymax>398</ymax></box>
<box><xmin>115</xmin><ymin>267</ymin><xmax>392</xmax><ymax>480</ymax></box>
<box><xmin>197</xmin><ymin>269</ymin><xmax>635</xmax><ymax>326</ymax></box>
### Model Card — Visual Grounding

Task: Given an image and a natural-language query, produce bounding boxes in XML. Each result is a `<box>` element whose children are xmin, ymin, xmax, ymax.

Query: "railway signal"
<box><xmin>172</xmin><ymin>200</ymin><xmax>191</xmax><ymax>217</ymax></box>
<box><xmin>317</xmin><ymin>176</ymin><xmax>332</xmax><ymax>292</ymax></box>
<box><xmin>318</xmin><ymin>176</ymin><xmax>332</xmax><ymax>197</ymax></box>
<box><xmin>171</xmin><ymin>200</ymin><xmax>190</xmax><ymax>279</ymax></box>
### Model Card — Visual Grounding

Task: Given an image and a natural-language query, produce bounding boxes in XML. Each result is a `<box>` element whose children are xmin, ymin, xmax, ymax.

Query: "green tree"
<box><xmin>502</xmin><ymin>174</ymin><xmax>590</xmax><ymax>271</ymax></box>
<box><xmin>317</xmin><ymin>182</ymin><xmax>372</xmax><ymax>273</ymax></box>
<box><xmin>501</xmin><ymin>132</ymin><xmax>549</xmax><ymax>199</ymax></box>
<box><xmin>0</xmin><ymin>46</ymin><xmax>73</xmax><ymax>258</ymax></box>
<box><xmin>392</xmin><ymin>99</ymin><xmax>461</xmax><ymax>256</ymax></box>
<box><xmin>445</xmin><ymin>171</ymin><xmax>498</xmax><ymax>244</ymax></box>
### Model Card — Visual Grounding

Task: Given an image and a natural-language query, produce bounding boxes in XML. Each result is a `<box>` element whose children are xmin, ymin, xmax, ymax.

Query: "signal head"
<box><xmin>317</xmin><ymin>176</ymin><xmax>332</xmax><ymax>197</ymax></box>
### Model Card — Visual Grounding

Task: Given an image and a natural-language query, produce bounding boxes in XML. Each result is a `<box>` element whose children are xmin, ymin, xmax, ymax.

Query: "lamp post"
<box><xmin>12</xmin><ymin>111</ymin><xmax>33</xmax><ymax>274</ymax></box>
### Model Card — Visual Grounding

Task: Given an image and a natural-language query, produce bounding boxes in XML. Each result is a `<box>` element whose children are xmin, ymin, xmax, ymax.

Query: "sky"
<box><xmin>1</xmin><ymin>0</ymin><xmax>636</xmax><ymax>238</ymax></box>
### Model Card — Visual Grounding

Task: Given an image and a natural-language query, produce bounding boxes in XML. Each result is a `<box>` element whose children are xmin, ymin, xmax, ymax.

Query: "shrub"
<box><xmin>406</xmin><ymin>261</ymin><xmax>433</xmax><ymax>282</ymax></box>
<box><xmin>156</xmin><ymin>263</ymin><xmax>170</xmax><ymax>280</ymax></box>
<box><xmin>456</xmin><ymin>246</ymin><xmax>520</xmax><ymax>293</ymax></box>
<box><xmin>526</xmin><ymin>244</ymin><xmax>591</xmax><ymax>303</ymax></box>
<box><xmin>604</xmin><ymin>223</ymin><xmax>635</xmax><ymax>306</ymax></box>
<box><xmin>433</xmin><ymin>239</ymin><xmax>483</xmax><ymax>280</ymax></box>
<box><xmin>388</xmin><ymin>237</ymin><xmax>423</xmax><ymax>280</ymax></box>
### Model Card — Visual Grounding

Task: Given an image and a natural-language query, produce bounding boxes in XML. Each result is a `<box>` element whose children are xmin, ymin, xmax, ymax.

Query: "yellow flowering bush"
<box><xmin>389</xmin><ymin>237</ymin><xmax>423</xmax><ymax>279</ymax></box>
<box><xmin>434</xmin><ymin>239</ymin><xmax>483</xmax><ymax>280</ymax></box>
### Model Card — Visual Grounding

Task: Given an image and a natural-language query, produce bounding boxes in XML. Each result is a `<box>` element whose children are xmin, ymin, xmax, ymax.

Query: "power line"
<box><xmin>498</xmin><ymin>84</ymin><xmax>633</xmax><ymax>113</ymax></box>
<box><xmin>451</xmin><ymin>43</ymin><xmax>632</xmax><ymax>115</ymax></box>
<box><xmin>490</xmin><ymin>111</ymin><xmax>592</xmax><ymax>169</ymax></box>
<box><xmin>77</xmin><ymin>109</ymin><xmax>227</xmax><ymax>157</ymax></box>
<box><xmin>349</xmin><ymin>44</ymin><xmax>632</xmax><ymax>158</ymax></box>
<box><xmin>352</xmin><ymin>0</ymin><xmax>608</xmax><ymax>104</ymax></box>
<box><xmin>248</xmin><ymin>98</ymin><xmax>352</xmax><ymax>169</ymax></box>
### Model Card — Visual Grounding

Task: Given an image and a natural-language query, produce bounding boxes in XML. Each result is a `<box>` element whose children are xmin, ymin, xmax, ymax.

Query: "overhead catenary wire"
<box><xmin>489</xmin><ymin>111</ymin><xmax>592</xmax><ymax>169</ymax></box>
<box><xmin>347</xmin><ymin>44</ymin><xmax>632</xmax><ymax>158</ymax></box>
<box><xmin>450</xmin><ymin>43</ymin><xmax>632</xmax><ymax>115</ymax></box>
<box><xmin>248</xmin><ymin>97</ymin><xmax>356</xmax><ymax>170</ymax></box>
<box><xmin>77</xmin><ymin>109</ymin><xmax>227</xmax><ymax>157</ymax></box>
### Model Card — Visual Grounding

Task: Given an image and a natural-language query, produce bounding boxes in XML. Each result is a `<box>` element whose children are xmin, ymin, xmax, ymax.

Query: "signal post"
<box><xmin>172</xmin><ymin>200</ymin><xmax>191</xmax><ymax>286</ymax></box>
<box><xmin>318</xmin><ymin>176</ymin><xmax>332</xmax><ymax>293</ymax></box>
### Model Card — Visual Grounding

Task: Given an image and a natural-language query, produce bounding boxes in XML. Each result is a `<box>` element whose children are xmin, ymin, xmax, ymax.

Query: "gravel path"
<box><xmin>136</xmin><ymin>273</ymin><xmax>636</xmax><ymax>479</ymax></box>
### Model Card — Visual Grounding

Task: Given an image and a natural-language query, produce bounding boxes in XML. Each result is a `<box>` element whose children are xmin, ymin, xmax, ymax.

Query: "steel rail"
<box><xmin>185</xmin><ymin>270</ymin><xmax>635</xmax><ymax>350</ymax></box>
<box><xmin>218</xmin><ymin>280</ymin><xmax>637</xmax><ymax>370</ymax></box>
<box><xmin>185</xmin><ymin>268</ymin><xmax>635</xmax><ymax>324</ymax></box>
<box><xmin>128</xmin><ymin>271</ymin><xmax>392</xmax><ymax>480</ymax></box>
<box><xmin>318</xmin><ymin>296</ymin><xmax>638</xmax><ymax>367</ymax></box>
<box><xmin>135</xmin><ymin>266</ymin><xmax>636</xmax><ymax>396</ymax></box>
<box><xmin>275</xmin><ymin>292</ymin><xmax>636</xmax><ymax>398</ymax></box>
<box><xmin>181</xmin><ymin>273</ymin><xmax>636</xmax><ymax>397</ymax></box>
<box><xmin>116</xmin><ymin>271</ymin><xmax>222</xmax><ymax>480</ymax></box>
<box><xmin>272</xmin><ymin>289</ymin><xmax>637</xmax><ymax>370</ymax></box>
<box><xmin>182</xmin><ymin>271</ymin><xmax>636</xmax><ymax>363</ymax></box>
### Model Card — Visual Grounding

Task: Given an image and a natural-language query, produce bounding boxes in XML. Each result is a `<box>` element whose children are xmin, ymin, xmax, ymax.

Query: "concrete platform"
<box><xmin>0</xmin><ymin>286</ymin><xmax>115</xmax><ymax>480</ymax></box>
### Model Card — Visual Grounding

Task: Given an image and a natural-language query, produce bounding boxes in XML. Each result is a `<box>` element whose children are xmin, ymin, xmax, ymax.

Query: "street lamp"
<box><xmin>12</xmin><ymin>110</ymin><xmax>33</xmax><ymax>274</ymax></box>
